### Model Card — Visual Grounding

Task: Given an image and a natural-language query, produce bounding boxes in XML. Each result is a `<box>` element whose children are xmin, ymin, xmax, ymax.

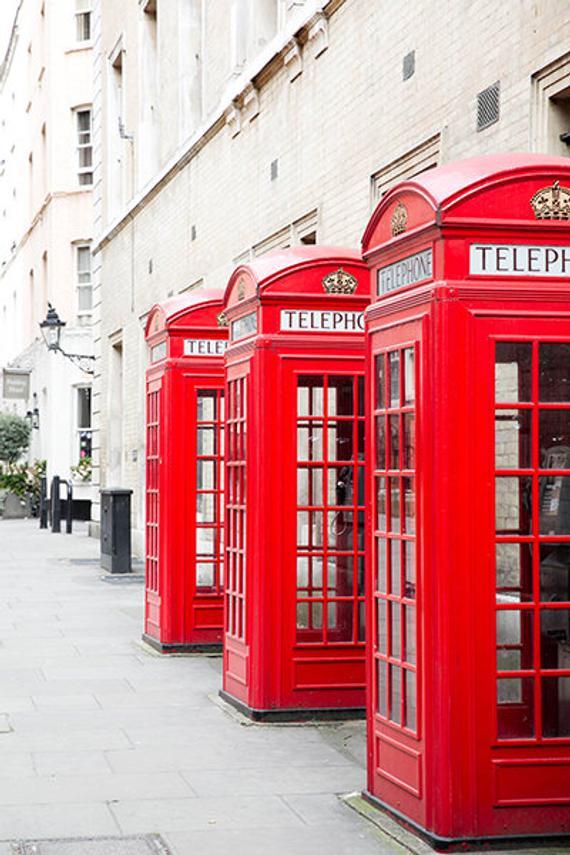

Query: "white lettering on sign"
<box><xmin>470</xmin><ymin>244</ymin><xmax>570</xmax><ymax>277</ymax></box>
<box><xmin>183</xmin><ymin>338</ymin><xmax>228</xmax><ymax>356</ymax></box>
<box><xmin>280</xmin><ymin>310</ymin><xmax>365</xmax><ymax>333</ymax></box>
<box><xmin>377</xmin><ymin>248</ymin><xmax>433</xmax><ymax>295</ymax></box>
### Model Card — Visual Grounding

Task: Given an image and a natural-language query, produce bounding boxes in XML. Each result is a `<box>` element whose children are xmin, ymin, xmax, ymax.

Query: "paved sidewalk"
<box><xmin>0</xmin><ymin>520</ymin><xmax>398</xmax><ymax>855</ymax></box>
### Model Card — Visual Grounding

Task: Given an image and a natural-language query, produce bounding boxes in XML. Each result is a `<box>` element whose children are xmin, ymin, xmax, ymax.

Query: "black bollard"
<box><xmin>65</xmin><ymin>481</ymin><xmax>73</xmax><ymax>534</ymax></box>
<box><xmin>50</xmin><ymin>476</ymin><xmax>61</xmax><ymax>533</ymax></box>
<box><xmin>39</xmin><ymin>476</ymin><xmax>48</xmax><ymax>529</ymax></box>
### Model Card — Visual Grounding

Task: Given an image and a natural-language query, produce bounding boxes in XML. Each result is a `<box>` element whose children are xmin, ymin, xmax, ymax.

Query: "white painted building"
<box><xmin>92</xmin><ymin>0</ymin><xmax>570</xmax><ymax>554</ymax></box>
<box><xmin>0</xmin><ymin>0</ymin><xmax>95</xmax><ymax>510</ymax></box>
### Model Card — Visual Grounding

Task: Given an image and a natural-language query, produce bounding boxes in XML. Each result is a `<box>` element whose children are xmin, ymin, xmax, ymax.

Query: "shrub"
<box><xmin>0</xmin><ymin>413</ymin><xmax>31</xmax><ymax>464</ymax></box>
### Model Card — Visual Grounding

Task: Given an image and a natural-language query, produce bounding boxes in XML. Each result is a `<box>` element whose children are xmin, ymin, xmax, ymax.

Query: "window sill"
<box><xmin>65</xmin><ymin>42</ymin><xmax>93</xmax><ymax>55</ymax></box>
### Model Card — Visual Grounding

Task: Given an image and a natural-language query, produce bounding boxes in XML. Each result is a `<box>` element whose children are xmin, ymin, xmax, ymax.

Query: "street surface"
<box><xmin>0</xmin><ymin>520</ymin><xmax>398</xmax><ymax>855</ymax></box>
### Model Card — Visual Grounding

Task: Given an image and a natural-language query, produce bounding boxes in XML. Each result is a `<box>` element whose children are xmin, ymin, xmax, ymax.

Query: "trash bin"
<box><xmin>100</xmin><ymin>488</ymin><xmax>132</xmax><ymax>574</ymax></box>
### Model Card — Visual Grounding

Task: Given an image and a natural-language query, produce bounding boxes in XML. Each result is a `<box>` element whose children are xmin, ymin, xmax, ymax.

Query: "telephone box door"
<box><xmin>282</xmin><ymin>359</ymin><xmax>367</xmax><ymax>709</ymax></box>
<box><xmin>367</xmin><ymin>317</ymin><xmax>425</xmax><ymax>827</ymax></box>
<box><xmin>473</xmin><ymin>315</ymin><xmax>570</xmax><ymax>836</ymax></box>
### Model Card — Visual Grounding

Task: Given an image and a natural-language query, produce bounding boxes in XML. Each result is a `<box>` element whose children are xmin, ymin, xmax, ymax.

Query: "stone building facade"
<box><xmin>93</xmin><ymin>0</ymin><xmax>570</xmax><ymax>553</ymax></box>
<box><xmin>0</xmin><ymin>0</ymin><xmax>95</xmax><ymax>501</ymax></box>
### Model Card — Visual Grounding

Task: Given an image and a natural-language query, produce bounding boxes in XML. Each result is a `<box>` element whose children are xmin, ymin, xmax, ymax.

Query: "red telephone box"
<box><xmin>144</xmin><ymin>290</ymin><xmax>227</xmax><ymax>652</ymax></box>
<box><xmin>221</xmin><ymin>248</ymin><xmax>370</xmax><ymax>718</ymax></box>
<box><xmin>363</xmin><ymin>154</ymin><xmax>570</xmax><ymax>845</ymax></box>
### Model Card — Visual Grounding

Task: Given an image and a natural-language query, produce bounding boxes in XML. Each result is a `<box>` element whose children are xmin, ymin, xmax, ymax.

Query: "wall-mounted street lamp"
<box><xmin>39</xmin><ymin>304</ymin><xmax>95</xmax><ymax>375</ymax></box>
<box><xmin>25</xmin><ymin>397</ymin><xmax>40</xmax><ymax>430</ymax></box>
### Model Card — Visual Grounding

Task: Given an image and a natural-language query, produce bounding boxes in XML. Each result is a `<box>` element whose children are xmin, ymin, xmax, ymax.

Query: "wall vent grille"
<box><xmin>477</xmin><ymin>81</ymin><xmax>500</xmax><ymax>131</ymax></box>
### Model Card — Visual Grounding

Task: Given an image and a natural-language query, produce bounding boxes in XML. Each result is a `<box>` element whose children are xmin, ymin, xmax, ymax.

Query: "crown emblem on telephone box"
<box><xmin>390</xmin><ymin>202</ymin><xmax>408</xmax><ymax>236</ymax></box>
<box><xmin>530</xmin><ymin>181</ymin><xmax>570</xmax><ymax>220</ymax></box>
<box><xmin>322</xmin><ymin>268</ymin><xmax>358</xmax><ymax>294</ymax></box>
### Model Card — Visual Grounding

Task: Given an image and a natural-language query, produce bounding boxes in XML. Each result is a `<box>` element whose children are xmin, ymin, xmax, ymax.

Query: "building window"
<box><xmin>75</xmin><ymin>0</ymin><xmax>92</xmax><ymax>42</ymax></box>
<box><xmin>532</xmin><ymin>53</ymin><xmax>570</xmax><ymax>156</ymax></box>
<box><xmin>76</xmin><ymin>385</ymin><xmax>92</xmax><ymax>468</ymax></box>
<box><xmin>76</xmin><ymin>244</ymin><xmax>92</xmax><ymax>315</ymax></box>
<box><xmin>76</xmin><ymin>108</ymin><xmax>93</xmax><ymax>186</ymax></box>
<box><xmin>371</xmin><ymin>134</ymin><xmax>441</xmax><ymax>204</ymax></box>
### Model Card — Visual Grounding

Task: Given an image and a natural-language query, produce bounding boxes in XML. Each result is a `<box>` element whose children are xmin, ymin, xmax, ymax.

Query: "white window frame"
<box><xmin>75</xmin><ymin>0</ymin><xmax>92</xmax><ymax>43</ymax></box>
<box><xmin>75</xmin><ymin>107</ymin><xmax>93</xmax><ymax>186</ymax></box>
<box><xmin>75</xmin><ymin>384</ymin><xmax>93</xmax><ymax>470</ymax></box>
<box><xmin>75</xmin><ymin>242</ymin><xmax>92</xmax><ymax>316</ymax></box>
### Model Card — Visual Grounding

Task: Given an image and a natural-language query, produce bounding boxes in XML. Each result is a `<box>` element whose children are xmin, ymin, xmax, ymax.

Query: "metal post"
<box><xmin>65</xmin><ymin>480</ymin><xmax>73</xmax><ymax>534</ymax></box>
<box><xmin>39</xmin><ymin>476</ymin><xmax>48</xmax><ymax>529</ymax></box>
<box><xmin>50</xmin><ymin>476</ymin><xmax>61</xmax><ymax>533</ymax></box>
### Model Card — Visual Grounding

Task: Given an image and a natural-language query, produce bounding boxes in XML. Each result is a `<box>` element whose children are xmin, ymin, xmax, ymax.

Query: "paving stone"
<box><xmin>33</xmin><ymin>752</ymin><xmax>112</xmax><ymax>777</ymax></box>
<box><xmin>181</xmin><ymin>764</ymin><xmax>365</xmax><ymax>797</ymax></box>
<box><xmin>11</xmin><ymin>836</ymin><xmax>172</xmax><ymax>855</ymax></box>
<box><xmin>110</xmin><ymin>795</ymin><xmax>304</xmax><ymax>834</ymax></box>
<box><xmin>0</xmin><ymin>773</ymin><xmax>194</xmax><ymax>806</ymax></box>
<box><xmin>0</xmin><ymin>803</ymin><xmax>117</xmax><ymax>839</ymax></box>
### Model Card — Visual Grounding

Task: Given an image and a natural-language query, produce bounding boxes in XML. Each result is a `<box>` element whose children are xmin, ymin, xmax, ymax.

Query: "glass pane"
<box><xmin>297</xmin><ymin>511</ymin><xmax>323</xmax><ymax>547</ymax></box>
<box><xmin>296</xmin><ymin>603</ymin><xmax>309</xmax><ymax>629</ymax></box>
<box><xmin>389</xmin><ymin>415</ymin><xmax>400</xmax><ymax>469</ymax></box>
<box><xmin>403</xmin><ymin>414</ymin><xmax>415</xmax><ymax>469</ymax></box>
<box><xmin>328</xmin><ymin>422</ymin><xmax>353</xmax><ymax>461</ymax></box>
<box><xmin>196</xmin><ymin>527</ymin><xmax>215</xmax><ymax>556</ymax></box>
<box><xmin>297</xmin><ymin>423</ymin><xmax>323</xmax><ymax>461</ymax></box>
<box><xmin>77</xmin><ymin>387</ymin><xmax>91</xmax><ymax>429</ymax></box>
<box><xmin>377</xmin><ymin>599</ymin><xmax>387</xmax><ymax>653</ymax></box>
<box><xmin>390</xmin><ymin>479</ymin><xmax>401</xmax><ymax>532</ymax></box>
<box><xmin>298</xmin><ymin>467</ymin><xmax>323</xmax><ymax>506</ymax></box>
<box><xmin>496</xmin><ymin>542</ymin><xmax>533</xmax><ymax>602</ymax></box>
<box><xmin>358</xmin><ymin>376</ymin><xmax>365</xmax><ymax>417</ymax></box>
<box><xmin>496</xmin><ymin>610</ymin><xmax>534</xmax><ymax>669</ymax></box>
<box><xmin>328</xmin><ymin>555</ymin><xmax>353</xmax><ymax>596</ymax></box>
<box><xmin>541</xmin><ymin>608</ymin><xmax>570</xmax><ymax>668</ymax></box>
<box><xmin>376</xmin><ymin>416</ymin><xmax>386</xmax><ymax>470</ymax></box>
<box><xmin>495</xmin><ymin>410</ymin><xmax>531</xmax><ymax>469</ymax></box>
<box><xmin>390</xmin><ymin>539</ymin><xmax>401</xmax><ymax>596</ymax></box>
<box><xmin>197</xmin><ymin>460</ymin><xmax>215</xmax><ymax>489</ymax></box>
<box><xmin>539</xmin><ymin>476</ymin><xmax>570</xmax><ymax>535</ymax></box>
<box><xmin>311</xmin><ymin>602</ymin><xmax>323</xmax><ymax>629</ymax></box>
<box><xmin>328</xmin><ymin>376</ymin><xmax>354</xmax><ymax>416</ymax></box>
<box><xmin>328</xmin><ymin>511</ymin><xmax>353</xmax><ymax>548</ymax></box>
<box><xmin>404</xmin><ymin>605</ymin><xmax>416</xmax><ymax>664</ymax></box>
<box><xmin>328</xmin><ymin>601</ymin><xmax>353</xmax><ymax>641</ymax></box>
<box><xmin>495</xmin><ymin>342</ymin><xmax>532</xmax><ymax>403</ymax></box>
<box><xmin>328</xmin><ymin>466</ymin><xmax>353</xmax><ymax>506</ymax></box>
<box><xmin>497</xmin><ymin>678</ymin><xmax>534</xmax><ymax>738</ymax></box>
<box><xmin>403</xmin><ymin>478</ymin><xmax>415</xmax><ymax>534</ymax></box>
<box><xmin>196</xmin><ymin>493</ymin><xmax>215</xmax><ymax>523</ymax></box>
<box><xmin>376</xmin><ymin>354</ymin><xmax>385</xmax><ymax>410</ymax></box>
<box><xmin>390</xmin><ymin>666</ymin><xmax>402</xmax><ymax>724</ymax></box>
<box><xmin>539</xmin><ymin>411</ymin><xmax>570</xmax><ymax>469</ymax></box>
<box><xmin>540</xmin><ymin>544</ymin><xmax>570</xmax><ymax>602</ymax></box>
<box><xmin>404</xmin><ymin>348</ymin><xmax>415</xmax><ymax>406</ymax></box>
<box><xmin>390</xmin><ymin>602</ymin><xmax>401</xmax><ymax>658</ymax></box>
<box><xmin>298</xmin><ymin>376</ymin><xmax>324</xmax><ymax>417</ymax></box>
<box><xmin>197</xmin><ymin>427</ymin><xmax>216</xmax><ymax>455</ymax></box>
<box><xmin>77</xmin><ymin>285</ymin><xmax>93</xmax><ymax>311</ymax></box>
<box><xmin>539</xmin><ymin>343</ymin><xmax>570</xmax><ymax>402</ymax></box>
<box><xmin>377</xmin><ymin>477</ymin><xmax>387</xmax><ymax>530</ymax></box>
<box><xmin>542</xmin><ymin>677</ymin><xmax>570</xmax><ymax>738</ymax></box>
<box><xmin>377</xmin><ymin>538</ymin><xmax>387</xmax><ymax>592</ymax></box>
<box><xmin>196</xmin><ymin>563</ymin><xmax>214</xmax><ymax>587</ymax></box>
<box><xmin>495</xmin><ymin>476</ymin><xmax>532</xmax><ymax>535</ymax></box>
<box><xmin>297</xmin><ymin>556</ymin><xmax>309</xmax><ymax>590</ymax></box>
<box><xmin>404</xmin><ymin>541</ymin><xmax>416</xmax><ymax>598</ymax></box>
<box><xmin>405</xmin><ymin>670</ymin><xmax>416</xmax><ymax>730</ymax></box>
<box><xmin>377</xmin><ymin>659</ymin><xmax>387</xmax><ymax>716</ymax></box>
<box><xmin>197</xmin><ymin>391</ymin><xmax>217</xmax><ymax>421</ymax></box>
<box><xmin>389</xmin><ymin>352</ymin><xmax>400</xmax><ymax>407</ymax></box>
